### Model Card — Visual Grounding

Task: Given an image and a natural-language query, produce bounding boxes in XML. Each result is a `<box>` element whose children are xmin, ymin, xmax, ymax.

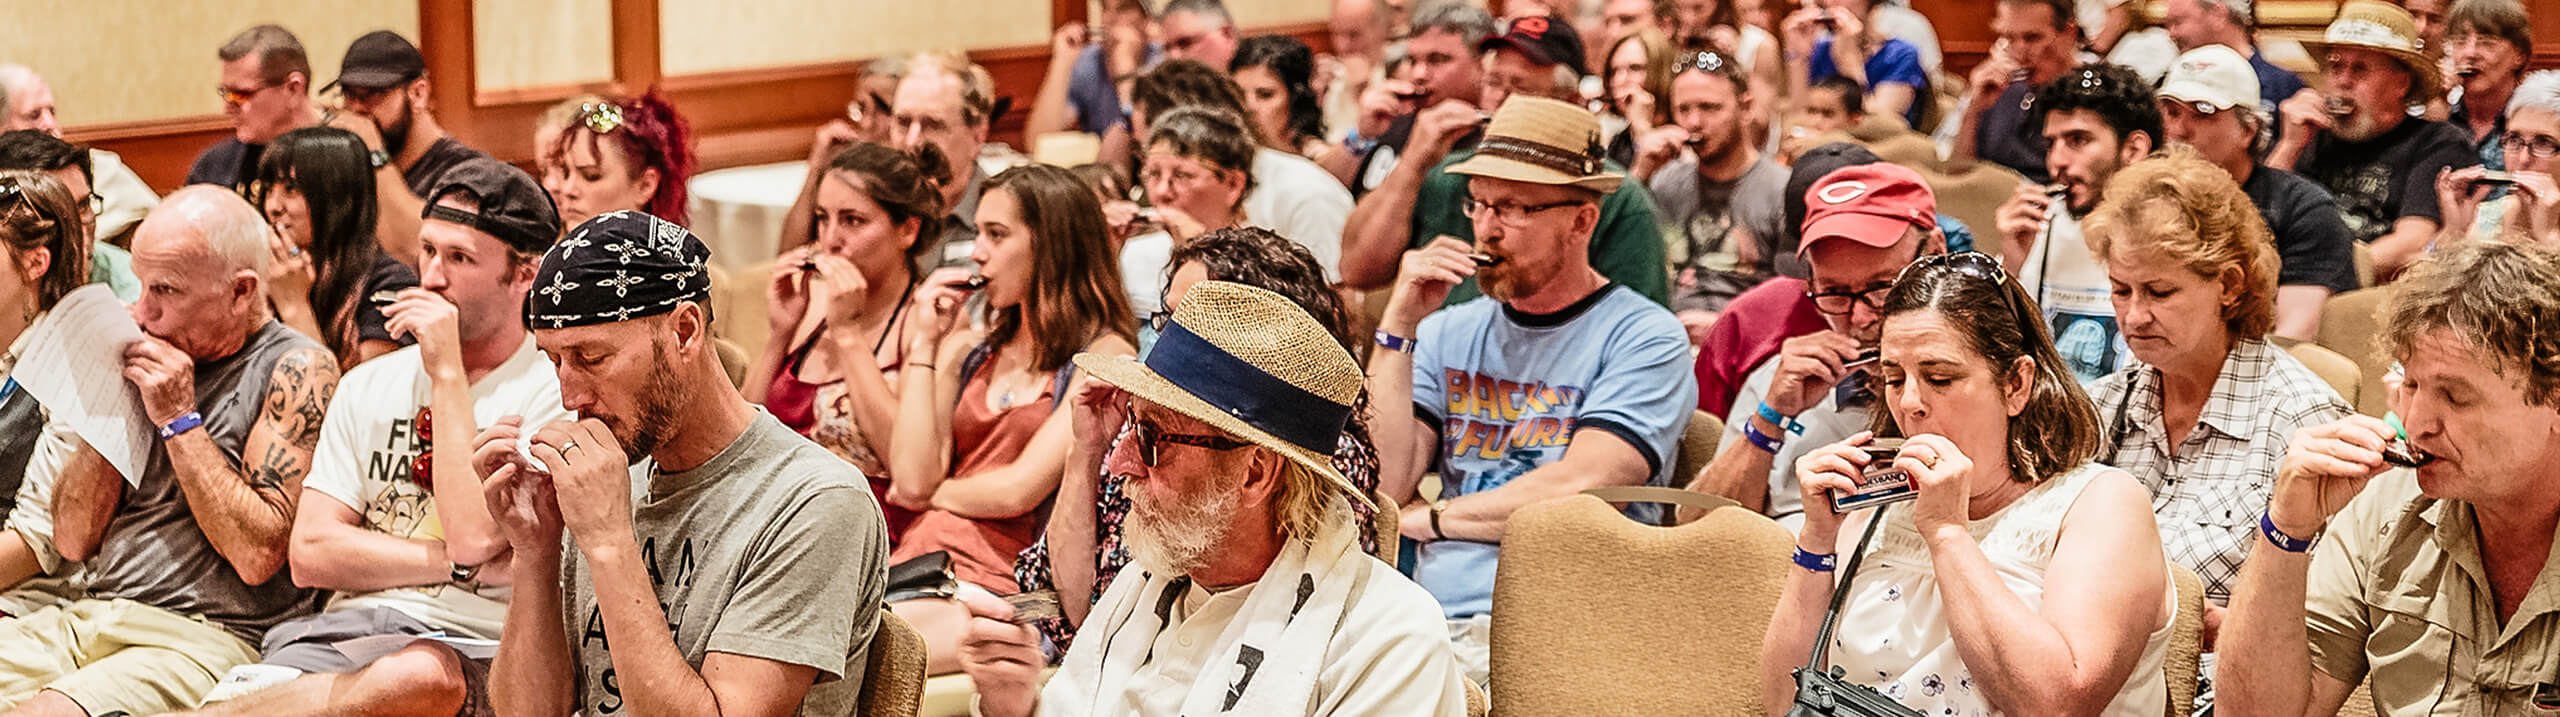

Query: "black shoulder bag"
<box><xmin>1785</xmin><ymin>513</ymin><xmax>1924</xmax><ymax>717</ymax></box>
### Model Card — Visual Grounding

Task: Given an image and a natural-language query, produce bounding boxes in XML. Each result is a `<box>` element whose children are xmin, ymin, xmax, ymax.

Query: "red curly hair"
<box><xmin>549</xmin><ymin>89</ymin><xmax>697</xmax><ymax>225</ymax></box>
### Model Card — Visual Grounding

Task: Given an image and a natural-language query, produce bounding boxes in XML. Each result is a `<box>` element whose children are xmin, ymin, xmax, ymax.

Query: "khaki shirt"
<box><xmin>2306</xmin><ymin>472</ymin><xmax>2560</xmax><ymax>716</ymax></box>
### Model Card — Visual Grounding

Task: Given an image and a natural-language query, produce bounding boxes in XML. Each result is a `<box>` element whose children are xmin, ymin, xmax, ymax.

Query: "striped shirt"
<box><xmin>2087</xmin><ymin>338</ymin><xmax>2352</xmax><ymax>603</ymax></box>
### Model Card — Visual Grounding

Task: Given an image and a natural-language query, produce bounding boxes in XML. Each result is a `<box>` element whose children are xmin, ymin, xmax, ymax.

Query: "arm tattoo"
<box><xmin>249</xmin><ymin>441</ymin><xmax>298</xmax><ymax>491</ymax></box>
<box><xmin>262</xmin><ymin>347</ymin><xmax>338</xmax><ymax>448</ymax></box>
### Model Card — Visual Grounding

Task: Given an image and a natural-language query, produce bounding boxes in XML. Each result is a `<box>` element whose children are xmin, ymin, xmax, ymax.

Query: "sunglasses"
<box><xmin>0</xmin><ymin>179</ymin><xmax>65</xmax><ymax>225</ymax></box>
<box><xmin>578</xmin><ymin>102</ymin><xmax>627</xmax><ymax>134</ymax></box>
<box><xmin>410</xmin><ymin>407</ymin><xmax>436</xmax><ymax>492</ymax></box>
<box><xmin>1673</xmin><ymin>50</ymin><xmax>1738</xmax><ymax>79</ymax></box>
<box><xmin>217</xmin><ymin>81</ymin><xmax>278</xmax><ymax>106</ymax></box>
<box><xmin>1130</xmin><ymin>418</ymin><xmax>1251</xmax><ymax>467</ymax></box>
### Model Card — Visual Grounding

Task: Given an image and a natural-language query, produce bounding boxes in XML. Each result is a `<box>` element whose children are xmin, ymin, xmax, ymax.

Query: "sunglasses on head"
<box><xmin>578</xmin><ymin>102</ymin><xmax>627</xmax><ymax>134</ymax></box>
<box><xmin>1673</xmin><ymin>50</ymin><xmax>1738</xmax><ymax>78</ymax></box>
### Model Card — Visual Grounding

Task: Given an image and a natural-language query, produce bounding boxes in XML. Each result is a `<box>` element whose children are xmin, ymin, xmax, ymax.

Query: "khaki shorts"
<box><xmin>0</xmin><ymin>598</ymin><xmax>260</xmax><ymax>715</ymax></box>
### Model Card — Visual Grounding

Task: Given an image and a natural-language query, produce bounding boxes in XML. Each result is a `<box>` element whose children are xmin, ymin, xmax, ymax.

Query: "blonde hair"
<box><xmin>1272</xmin><ymin>458</ymin><xmax>1348</xmax><ymax>543</ymax></box>
<box><xmin>2082</xmin><ymin>147</ymin><xmax>2280</xmax><ymax>339</ymax></box>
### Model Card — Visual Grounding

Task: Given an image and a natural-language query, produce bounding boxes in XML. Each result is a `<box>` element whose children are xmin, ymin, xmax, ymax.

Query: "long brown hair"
<box><xmin>0</xmin><ymin>171</ymin><xmax>90</xmax><ymax>314</ymax></box>
<box><xmin>982</xmin><ymin>165</ymin><xmax>1137</xmax><ymax>370</ymax></box>
<box><xmin>1870</xmin><ymin>254</ymin><xmax>2101</xmax><ymax>485</ymax></box>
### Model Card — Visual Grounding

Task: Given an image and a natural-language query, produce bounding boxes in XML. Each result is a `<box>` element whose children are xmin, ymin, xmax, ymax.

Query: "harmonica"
<box><xmin>1843</xmin><ymin>347</ymin><xmax>1881</xmax><ymax>370</ymax></box>
<box><xmin>1830</xmin><ymin>438</ymin><xmax>1918</xmax><ymax>513</ymax></box>
<box><xmin>2326</xmin><ymin>96</ymin><xmax>2356</xmax><ymax>116</ymax></box>
<box><xmin>1002</xmin><ymin>589</ymin><xmax>1063</xmax><ymax>624</ymax></box>
<box><xmin>368</xmin><ymin>290</ymin><xmax>402</xmax><ymax>305</ymax></box>
<box><xmin>957</xmin><ymin>275</ymin><xmax>989</xmax><ymax>291</ymax></box>
<box><xmin>2456</xmin><ymin>65</ymin><xmax>2483</xmax><ymax>79</ymax></box>
<box><xmin>2474</xmin><ymin>170</ymin><xmax>2515</xmax><ymax>187</ymax></box>
<box><xmin>2381</xmin><ymin>437</ymin><xmax>2437</xmax><ymax>468</ymax></box>
<box><xmin>1468</xmin><ymin>253</ymin><xmax>1504</xmax><ymax>268</ymax></box>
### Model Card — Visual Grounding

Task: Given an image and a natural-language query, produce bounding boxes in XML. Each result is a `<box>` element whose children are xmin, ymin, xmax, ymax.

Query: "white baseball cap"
<box><xmin>2157</xmin><ymin>45</ymin><xmax>2261</xmax><ymax>114</ymax></box>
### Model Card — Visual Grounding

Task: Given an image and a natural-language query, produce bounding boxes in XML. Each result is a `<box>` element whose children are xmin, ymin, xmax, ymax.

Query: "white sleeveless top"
<box><xmin>1826</xmin><ymin>463</ymin><xmax>2173</xmax><ymax>716</ymax></box>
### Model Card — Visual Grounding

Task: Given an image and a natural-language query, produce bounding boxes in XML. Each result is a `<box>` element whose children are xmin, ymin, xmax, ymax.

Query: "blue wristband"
<box><xmin>1373</xmin><ymin>330</ymin><xmax>1417</xmax><ymax>354</ymax></box>
<box><xmin>1742</xmin><ymin>420</ymin><xmax>1786</xmax><ymax>455</ymax></box>
<box><xmin>1791</xmin><ymin>547</ymin><xmax>1837</xmax><ymax>572</ymax></box>
<box><xmin>159</xmin><ymin>411</ymin><xmax>205</xmax><ymax>440</ymax></box>
<box><xmin>2259</xmin><ymin>511</ymin><xmax>2318</xmax><ymax>553</ymax></box>
<box><xmin>1756</xmin><ymin>401</ymin><xmax>1805</xmax><ymax>435</ymax></box>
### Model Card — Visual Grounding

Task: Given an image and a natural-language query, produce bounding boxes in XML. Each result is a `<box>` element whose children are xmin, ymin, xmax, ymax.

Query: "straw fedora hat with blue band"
<box><xmin>1070</xmin><ymin>281</ymin><xmax>1375</xmax><ymax>509</ymax></box>
<box><xmin>2301</xmin><ymin>0</ymin><xmax>2441</xmax><ymax>102</ymax></box>
<box><xmin>1446</xmin><ymin>95</ymin><xmax>1624</xmax><ymax>194</ymax></box>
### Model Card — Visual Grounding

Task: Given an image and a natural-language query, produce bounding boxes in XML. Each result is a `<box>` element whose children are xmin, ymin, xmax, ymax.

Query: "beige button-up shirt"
<box><xmin>2306</xmin><ymin>473</ymin><xmax>2560</xmax><ymax>715</ymax></box>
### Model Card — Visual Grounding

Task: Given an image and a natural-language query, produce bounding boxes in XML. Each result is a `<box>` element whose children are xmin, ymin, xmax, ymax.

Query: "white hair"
<box><xmin>2506</xmin><ymin>70</ymin><xmax>2560</xmax><ymax>121</ymax></box>
<box><xmin>0</xmin><ymin>65</ymin><xmax>36</xmax><ymax>120</ymax></box>
<box><xmin>152</xmin><ymin>186</ymin><xmax>271</xmax><ymax>282</ymax></box>
<box><xmin>2200</xmin><ymin>0</ymin><xmax>2253</xmax><ymax>27</ymax></box>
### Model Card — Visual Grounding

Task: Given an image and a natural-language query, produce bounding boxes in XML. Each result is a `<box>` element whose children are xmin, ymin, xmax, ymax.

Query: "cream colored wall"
<box><xmin>658</xmin><ymin>0</ymin><xmax>1055</xmax><ymax>76</ymax></box>
<box><xmin>476</xmin><ymin>0</ymin><xmax>614</xmax><ymax>92</ymax></box>
<box><xmin>0</xmin><ymin>0</ymin><xmax>418</xmax><ymax>126</ymax></box>
<box><xmin>1226</xmin><ymin>0</ymin><xmax>1330</xmax><ymax>29</ymax></box>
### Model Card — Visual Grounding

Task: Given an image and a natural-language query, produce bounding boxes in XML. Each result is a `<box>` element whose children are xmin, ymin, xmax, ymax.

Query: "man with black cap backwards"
<box><xmin>955</xmin><ymin>281</ymin><xmax>1470</xmax><ymax>716</ymax></box>
<box><xmin>477</xmin><ymin>211</ymin><xmax>887</xmax><ymax>717</ymax></box>
<box><xmin>1367</xmin><ymin>95</ymin><xmax>1695</xmax><ymax>684</ymax></box>
<box><xmin>317</xmin><ymin>30</ymin><xmax>494</xmax><ymax>273</ymax></box>
<box><xmin>171</xmin><ymin>158</ymin><xmax>568</xmax><ymax>717</ymax></box>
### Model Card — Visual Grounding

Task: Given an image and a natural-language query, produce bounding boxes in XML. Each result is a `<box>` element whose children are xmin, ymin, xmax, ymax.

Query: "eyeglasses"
<box><xmin>80</xmin><ymin>192</ymin><xmax>101</xmax><ymax>224</ymax></box>
<box><xmin>1130</xmin><ymin>418</ymin><xmax>1252</xmax><ymax>466</ymax></box>
<box><xmin>578</xmin><ymin>102</ymin><xmax>627</xmax><ymax>134</ymax></box>
<box><xmin>1146</xmin><ymin>310</ymin><xmax>1173</xmax><ymax>333</ymax></box>
<box><xmin>1461</xmin><ymin>197</ymin><xmax>1587</xmax><ymax>228</ymax></box>
<box><xmin>1805</xmin><ymin>282</ymin><xmax>1895</xmax><ymax>315</ymax></box>
<box><xmin>217</xmin><ymin>82</ymin><xmax>276</xmax><ymax>106</ymax></box>
<box><xmin>2501</xmin><ymin>131</ymin><xmax>2560</xmax><ymax>159</ymax></box>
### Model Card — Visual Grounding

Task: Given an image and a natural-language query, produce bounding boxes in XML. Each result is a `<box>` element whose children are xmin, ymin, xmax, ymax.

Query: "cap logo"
<box><xmin>1816</xmin><ymin>181</ymin><xmax>1870</xmax><ymax>204</ymax></box>
<box><xmin>1516</xmin><ymin>16</ymin><xmax>1548</xmax><ymax>37</ymax></box>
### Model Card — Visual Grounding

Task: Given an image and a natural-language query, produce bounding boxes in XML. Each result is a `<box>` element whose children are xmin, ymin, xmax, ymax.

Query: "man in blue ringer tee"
<box><xmin>1364</xmin><ymin>96</ymin><xmax>1695</xmax><ymax>685</ymax></box>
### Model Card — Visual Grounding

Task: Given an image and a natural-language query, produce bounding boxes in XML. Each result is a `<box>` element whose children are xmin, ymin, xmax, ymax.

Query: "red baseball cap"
<box><xmin>1798</xmin><ymin>164</ymin><xmax>1938</xmax><ymax>258</ymax></box>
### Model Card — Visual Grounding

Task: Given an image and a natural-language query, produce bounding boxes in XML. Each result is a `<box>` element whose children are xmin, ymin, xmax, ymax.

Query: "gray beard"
<box><xmin>1124</xmin><ymin>474</ymin><xmax>1246</xmax><ymax>578</ymax></box>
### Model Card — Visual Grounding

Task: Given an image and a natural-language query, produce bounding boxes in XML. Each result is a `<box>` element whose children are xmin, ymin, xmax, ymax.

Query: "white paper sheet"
<box><xmin>11</xmin><ymin>285</ymin><xmax>149</xmax><ymax>486</ymax></box>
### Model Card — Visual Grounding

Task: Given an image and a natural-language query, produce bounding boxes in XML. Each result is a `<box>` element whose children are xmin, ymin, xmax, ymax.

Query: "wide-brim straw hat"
<box><xmin>2302</xmin><ymin>0</ymin><xmax>2441</xmax><ymax>102</ymax></box>
<box><xmin>1446</xmin><ymin>95</ymin><xmax>1624</xmax><ymax>194</ymax></box>
<box><xmin>1071</xmin><ymin>281</ymin><xmax>1372</xmax><ymax>508</ymax></box>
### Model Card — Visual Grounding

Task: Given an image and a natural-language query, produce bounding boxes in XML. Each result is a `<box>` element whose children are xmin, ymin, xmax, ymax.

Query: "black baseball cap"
<box><xmin>1478</xmin><ymin>15</ymin><xmax>1587</xmax><ymax>78</ymax></box>
<box><xmin>422</xmin><ymin>158</ymin><xmax>563</xmax><ymax>254</ymax></box>
<box><xmin>328</xmin><ymin>30</ymin><xmax>425</xmax><ymax>93</ymax></box>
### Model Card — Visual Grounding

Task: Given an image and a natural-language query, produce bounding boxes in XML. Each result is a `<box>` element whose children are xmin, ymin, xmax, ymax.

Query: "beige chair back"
<box><xmin>2315</xmin><ymin>287</ymin><xmax>2401</xmax><ymax>416</ymax></box>
<box><xmin>1672</xmin><ymin>410</ymin><xmax>1725</xmax><ymax>493</ymax></box>
<box><xmin>710</xmin><ymin>259</ymin><xmax>778</xmax><ymax>363</ymax></box>
<box><xmin>1490</xmin><ymin>487</ymin><xmax>1791</xmax><ymax>714</ymax></box>
<box><xmin>1919</xmin><ymin>163</ymin><xmax>2027</xmax><ymax>262</ymax></box>
<box><xmin>1464</xmin><ymin>678</ymin><xmax>1490</xmax><ymax>717</ymax></box>
<box><xmin>860</xmin><ymin>610</ymin><xmax>929</xmax><ymax>717</ymax></box>
<box><xmin>2164</xmin><ymin>563</ymin><xmax>2205</xmax><ymax>717</ymax></box>
<box><xmin>2281</xmin><ymin>340</ymin><xmax>2363</xmax><ymax>410</ymax></box>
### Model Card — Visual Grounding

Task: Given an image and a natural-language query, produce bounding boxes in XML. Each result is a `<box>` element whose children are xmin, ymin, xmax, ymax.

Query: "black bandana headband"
<box><xmin>526</xmin><ymin>210</ymin><xmax>712</xmax><ymax>329</ymax></box>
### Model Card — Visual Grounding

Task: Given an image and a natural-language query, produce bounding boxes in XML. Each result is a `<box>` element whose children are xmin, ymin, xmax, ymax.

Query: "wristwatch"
<box><xmin>368</xmin><ymin>149</ymin><xmax>391</xmax><ymax>169</ymax></box>
<box><xmin>449</xmin><ymin>561</ymin><xmax>481</xmax><ymax>587</ymax></box>
<box><xmin>1428</xmin><ymin>498</ymin><xmax>1451</xmax><ymax>540</ymax></box>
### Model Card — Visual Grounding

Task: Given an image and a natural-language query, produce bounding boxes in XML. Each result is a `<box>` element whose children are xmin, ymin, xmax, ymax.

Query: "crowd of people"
<box><xmin>0</xmin><ymin>0</ymin><xmax>2554</xmax><ymax>714</ymax></box>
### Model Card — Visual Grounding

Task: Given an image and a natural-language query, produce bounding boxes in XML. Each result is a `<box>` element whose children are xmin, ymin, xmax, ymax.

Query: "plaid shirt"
<box><xmin>2088</xmin><ymin>339</ymin><xmax>2352</xmax><ymax>603</ymax></box>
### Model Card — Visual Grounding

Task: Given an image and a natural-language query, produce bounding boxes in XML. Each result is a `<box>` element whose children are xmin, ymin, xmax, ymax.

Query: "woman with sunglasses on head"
<box><xmin>0</xmin><ymin>171</ymin><xmax>94</xmax><ymax>513</ymax></box>
<box><xmin>1231</xmin><ymin>36</ymin><xmax>1358</xmax><ymax>187</ymax></box>
<box><xmin>540</xmin><ymin>91</ymin><xmax>696</xmax><ymax>230</ymax></box>
<box><xmin>1013</xmin><ymin>226</ymin><xmax>1384</xmax><ymax>653</ymax></box>
<box><xmin>255</xmin><ymin>126</ymin><xmax>419</xmax><ymax>368</ymax></box>
<box><xmin>886</xmin><ymin>164</ymin><xmax>1137</xmax><ymax>674</ymax></box>
<box><xmin>747</xmin><ymin>142</ymin><xmax>947</xmax><ymax>539</ymax></box>
<box><xmin>1761</xmin><ymin>252</ymin><xmax>2174</xmax><ymax>716</ymax></box>
<box><xmin>1122</xmin><ymin>107</ymin><xmax>1258</xmax><ymax>322</ymax></box>
<box><xmin>2081</xmin><ymin>152</ymin><xmax>2351</xmax><ymax>661</ymax></box>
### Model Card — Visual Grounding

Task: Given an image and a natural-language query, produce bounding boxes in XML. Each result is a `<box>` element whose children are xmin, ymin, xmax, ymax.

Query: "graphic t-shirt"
<box><xmin>2240</xmin><ymin>166</ymin><xmax>2362</xmax><ymax>295</ymax></box>
<box><xmin>2295</xmin><ymin>118</ymin><xmax>2478</xmax><ymax>243</ymax></box>
<box><xmin>562</xmin><ymin>411</ymin><xmax>886</xmax><ymax>716</ymax></box>
<box><xmin>2016</xmin><ymin>209</ymin><xmax>2125</xmax><ymax>384</ymax></box>
<box><xmin>302</xmin><ymin>337</ymin><xmax>570</xmax><ymax>639</ymax></box>
<box><xmin>1409</xmin><ymin>286</ymin><xmax>1695</xmax><ymax>618</ymax></box>
<box><xmin>1647</xmin><ymin>156</ymin><xmax>1789</xmax><ymax>313</ymax></box>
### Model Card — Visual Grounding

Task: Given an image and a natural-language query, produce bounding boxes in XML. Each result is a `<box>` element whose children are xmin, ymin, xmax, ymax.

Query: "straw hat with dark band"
<box><xmin>2303</xmin><ymin>0</ymin><xmax>2441</xmax><ymax>101</ymax></box>
<box><xmin>1071</xmin><ymin>281</ymin><xmax>1373</xmax><ymax>508</ymax></box>
<box><xmin>1446</xmin><ymin>96</ymin><xmax>1623</xmax><ymax>194</ymax></box>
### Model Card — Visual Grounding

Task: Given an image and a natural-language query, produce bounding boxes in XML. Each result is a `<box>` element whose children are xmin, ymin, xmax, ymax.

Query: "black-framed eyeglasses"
<box><xmin>1805</xmin><ymin>282</ymin><xmax>1895</xmax><ymax>315</ymax></box>
<box><xmin>80</xmin><ymin>192</ymin><xmax>101</xmax><ymax>224</ymax></box>
<box><xmin>2500</xmin><ymin>131</ymin><xmax>2560</xmax><ymax>159</ymax></box>
<box><xmin>1460</xmin><ymin>197</ymin><xmax>1587</xmax><ymax>228</ymax></box>
<box><xmin>1146</xmin><ymin>310</ymin><xmax>1173</xmax><ymax>333</ymax></box>
<box><xmin>1131</xmin><ymin>418</ymin><xmax>1252</xmax><ymax>466</ymax></box>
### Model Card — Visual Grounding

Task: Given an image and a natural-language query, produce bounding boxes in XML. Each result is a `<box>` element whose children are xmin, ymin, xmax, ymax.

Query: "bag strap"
<box><xmin>1803</xmin><ymin>508</ymin><xmax>1892</xmax><ymax>673</ymax></box>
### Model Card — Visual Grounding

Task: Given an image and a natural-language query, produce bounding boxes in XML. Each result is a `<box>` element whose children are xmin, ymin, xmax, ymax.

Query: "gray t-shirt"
<box><xmin>86</xmin><ymin>321</ymin><xmax>327</xmax><ymax>644</ymax></box>
<box><xmin>1646</xmin><ymin>156</ymin><xmax>1788</xmax><ymax>313</ymax></box>
<box><xmin>561</xmin><ymin>410</ymin><xmax>887</xmax><ymax>716</ymax></box>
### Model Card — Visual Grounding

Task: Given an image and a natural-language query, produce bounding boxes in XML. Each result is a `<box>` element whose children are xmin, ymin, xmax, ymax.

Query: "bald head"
<box><xmin>0</xmin><ymin>65</ymin><xmax>58</xmax><ymax>136</ymax></box>
<box><xmin>137</xmin><ymin>186</ymin><xmax>269</xmax><ymax>280</ymax></box>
